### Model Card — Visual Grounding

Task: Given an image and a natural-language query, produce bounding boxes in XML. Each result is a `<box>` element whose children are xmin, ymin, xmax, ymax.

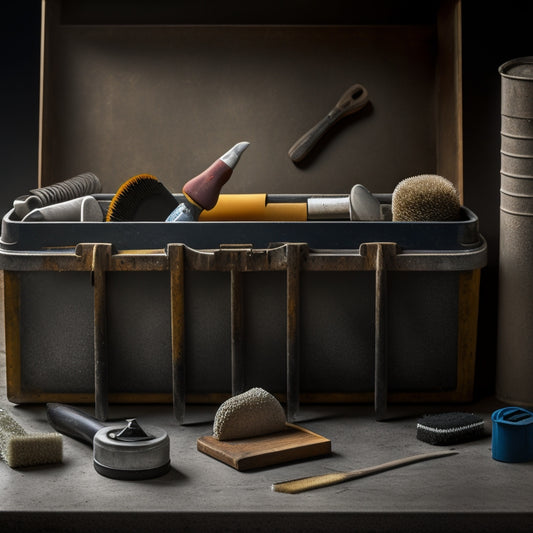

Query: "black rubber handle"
<box><xmin>46</xmin><ymin>403</ymin><xmax>106</xmax><ymax>447</ymax></box>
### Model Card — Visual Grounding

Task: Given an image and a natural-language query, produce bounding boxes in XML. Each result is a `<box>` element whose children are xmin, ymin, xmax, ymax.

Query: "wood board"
<box><xmin>197</xmin><ymin>423</ymin><xmax>331</xmax><ymax>471</ymax></box>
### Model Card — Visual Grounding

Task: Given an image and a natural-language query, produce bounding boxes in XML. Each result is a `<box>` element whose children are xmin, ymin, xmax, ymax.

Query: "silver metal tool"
<box><xmin>46</xmin><ymin>403</ymin><xmax>170</xmax><ymax>480</ymax></box>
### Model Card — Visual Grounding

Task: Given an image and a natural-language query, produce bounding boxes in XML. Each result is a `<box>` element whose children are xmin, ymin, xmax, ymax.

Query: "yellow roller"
<box><xmin>198</xmin><ymin>194</ymin><xmax>308</xmax><ymax>221</ymax></box>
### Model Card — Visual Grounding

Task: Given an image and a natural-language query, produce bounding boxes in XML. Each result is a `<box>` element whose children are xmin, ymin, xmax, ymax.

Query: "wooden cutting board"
<box><xmin>197</xmin><ymin>423</ymin><xmax>331</xmax><ymax>471</ymax></box>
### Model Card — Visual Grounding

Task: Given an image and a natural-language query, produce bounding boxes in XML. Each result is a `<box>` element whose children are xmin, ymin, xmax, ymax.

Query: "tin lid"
<box><xmin>499</xmin><ymin>57</ymin><xmax>533</xmax><ymax>80</ymax></box>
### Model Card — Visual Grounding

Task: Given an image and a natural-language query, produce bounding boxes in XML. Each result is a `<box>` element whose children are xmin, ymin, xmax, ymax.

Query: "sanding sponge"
<box><xmin>213</xmin><ymin>388</ymin><xmax>286</xmax><ymax>441</ymax></box>
<box><xmin>0</xmin><ymin>408</ymin><xmax>63</xmax><ymax>468</ymax></box>
<box><xmin>392</xmin><ymin>174</ymin><xmax>461</xmax><ymax>221</ymax></box>
<box><xmin>416</xmin><ymin>412</ymin><xmax>485</xmax><ymax>446</ymax></box>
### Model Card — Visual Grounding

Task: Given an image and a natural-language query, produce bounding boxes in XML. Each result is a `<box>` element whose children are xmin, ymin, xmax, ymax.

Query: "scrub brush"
<box><xmin>391</xmin><ymin>174</ymin><xmax>461</xmax><ymax>221</ymax></box>
<box><xmin>0</xmin><ymin>408</ymin><xmax>63</xmax><ymax>468</ymax></box>
<box><xmin>213</xmin><ymin>387</ymin><xmax>287</xmax><ymax>440</ymax></box>
<box><xmin>105</xmin><ymin>174</ymin><xmax>178</xmax><ymax>221</ymax></box>
<box><xmin>416</xmin><ymin>412</ymin><xmax>485</xmax><ymax>446</ymax></box>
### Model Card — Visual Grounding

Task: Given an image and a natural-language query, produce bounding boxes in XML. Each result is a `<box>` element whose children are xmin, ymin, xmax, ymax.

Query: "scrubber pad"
<box><xmin>213</xmin><ymin>388</ymin><xmax>287</xmax><ymax>441</ymax></box>
<box><xmin>416</xmin><ymin>412</ymin><xmax>485</xmax><ymax>446</ymax></box>
<box><xmin>0</xmin><ymin>408</ymin><xmax>63</xmax><ymax>468</ymax></box>
<box><xmin>392</xmin><ymin>174</ymin><xmax>461</xmax><ymax>221</ymax></box>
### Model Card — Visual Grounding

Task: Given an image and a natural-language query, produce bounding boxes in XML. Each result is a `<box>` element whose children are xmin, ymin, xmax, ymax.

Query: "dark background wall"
<box><xmin>1</xmin><ymin>1</ymin><xmax>532</xmax><ymax>399</ymax></box>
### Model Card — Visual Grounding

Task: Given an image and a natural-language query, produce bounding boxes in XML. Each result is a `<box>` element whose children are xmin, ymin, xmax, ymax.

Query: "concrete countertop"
<box><xmin>1</xmin><ymin>342</ymin><xmax>532</xmax><ymax>533</ymax></box>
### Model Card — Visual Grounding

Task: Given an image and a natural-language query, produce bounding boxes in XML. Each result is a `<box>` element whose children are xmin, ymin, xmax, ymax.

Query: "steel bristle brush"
<box><xmin>0</xmin><ymin>408</ymin><xmax>63</xmax><ymax>468</ymax></box>
<box><xmin>271</xmin><ymin>450</ymin><xmax>457</xmax><ymax>494</ymax></box>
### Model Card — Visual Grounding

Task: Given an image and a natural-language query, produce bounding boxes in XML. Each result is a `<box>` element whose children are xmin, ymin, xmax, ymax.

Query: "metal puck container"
<box><xmin>93</xmin><ymin>422</ymin><xmax>170</xmax><ymax>480</ymax></box>
<box><xmin>498</xmin><ymin>57</ymin><xmax>533</xmax><ymax>408</ymax></box>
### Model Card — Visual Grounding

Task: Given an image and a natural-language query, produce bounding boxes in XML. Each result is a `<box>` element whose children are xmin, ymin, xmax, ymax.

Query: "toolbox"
<box><xmin>0</xmin><ymin>0</ymin><xmax>487</xmax><ymax>421</ymax></box>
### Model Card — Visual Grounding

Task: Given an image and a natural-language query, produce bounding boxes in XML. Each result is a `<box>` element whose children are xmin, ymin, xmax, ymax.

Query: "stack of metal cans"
<box><xmin>498</xmin><ymin>56</ymin><xmax>533</xmax><ymax>408</ymax></box>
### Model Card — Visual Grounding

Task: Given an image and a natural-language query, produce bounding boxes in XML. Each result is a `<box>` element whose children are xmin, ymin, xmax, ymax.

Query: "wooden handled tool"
<box><xmin>288</xmin><ymin>83</ymin><xmax>369</xmax><ymax>163</ymax></box>
<box><xmin>272</xmin><ymin>450</ymin><xmax>458</xmax><ymax>494</ymax></box>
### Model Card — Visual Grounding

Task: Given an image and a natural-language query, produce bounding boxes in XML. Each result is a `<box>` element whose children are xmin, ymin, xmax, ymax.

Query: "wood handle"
<box><xmin>272</xmin><ymin>450</ymin><xmax>457</xmax><ymax>494</ymax></box>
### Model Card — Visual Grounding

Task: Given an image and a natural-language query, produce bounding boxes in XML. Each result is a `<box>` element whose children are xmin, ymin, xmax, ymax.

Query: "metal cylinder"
<box><xmin>500</xmin><ymin>190</ymin><xmax>533</xmax><ymax>215</ymax></box>
<box><xmin>307</xmin><ymin>196</ymin><xmax>350</xmax><ymax>219</ymax></box>
<box><xmin>501</xmin><ymin>152</ymin><xmax>533</xmax><ymax>175</ymax></box>
<box><xmin>500</xmin><ymin>57</ymin><xmax>533</xmax><ymax>119</ymax></box>
<box><xmin>501</xmin><ymin>173</ymin><xmax>533</xmax><ymax>197</ymax></box>
<box><xmin>497</xmin><ymin>57</ymin><xmax>533</xmax><ymax>407</ymax></box>
<box><xmin>501</xmin><ymin>133</ymin><xmax>533</xmax><ymax>156</ymax></box>
<box><xmin>501</xmin><ymin>115</ymin><xmax>533</xmax><ymax>138</ymax></box>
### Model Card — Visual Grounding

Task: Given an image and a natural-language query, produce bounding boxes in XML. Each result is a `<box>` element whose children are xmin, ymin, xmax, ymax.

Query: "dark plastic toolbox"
<box><xmin>0</xmin><ymin>0</ymin><xmax>487</xmax><ymax>422</ymax></box>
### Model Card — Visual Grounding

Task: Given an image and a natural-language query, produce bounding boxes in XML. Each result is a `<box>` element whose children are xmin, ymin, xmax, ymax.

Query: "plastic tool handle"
<box><xmin>288</xmin><ymin>83</ymin><xmax>369</xmax><ymax>163</ymax></box>
<box><xmin>46</xmin><ymin>403</ymin><xmax>106</xmax><ymax>446</ymax></box>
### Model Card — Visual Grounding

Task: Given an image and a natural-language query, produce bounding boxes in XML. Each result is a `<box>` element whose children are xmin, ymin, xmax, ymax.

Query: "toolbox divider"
<box><xmin>361</xmin><ymin>243</ymin><xmax>400</xmax><ymax>422</ymax></box>
<box><xmin>286</xmin><ymin>244</ymin><xmax>305</xmax><ymax>423</ymax></box>
<box><xmin>230</xmin><ymin>268</ymin><xmax>245</xmax><ymax>398</ymax></box>
<box><xmin>169</xmin><ymin>244</ymin><xmax>186</xmax><ymax>425</ymax></box>
<box><xmin>91</xmin><ymin>243</ymin><xmax>112</xmax><ymax>421</ymax></box>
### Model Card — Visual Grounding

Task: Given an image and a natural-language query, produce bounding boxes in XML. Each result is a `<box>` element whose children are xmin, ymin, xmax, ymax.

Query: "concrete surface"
<box><xmin>0</xmin><ymin>337</ymin><xmax>532</xmax><ymax>533</ymax></box>
<box><xmin>0</xmin><ymin>270</ymin><xmax>531</xmax><ymax>532</ymax></box>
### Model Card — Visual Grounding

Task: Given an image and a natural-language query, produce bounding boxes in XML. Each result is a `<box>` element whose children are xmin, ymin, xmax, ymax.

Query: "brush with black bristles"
<box><xmin>105</xmin><ymin>174</ymin><xmax>179</xmax><ymax>221</ymax></box>
<box><xmin>0</xmin><ymin>408</ymin><xmax>63</xmax><ymax>468</ymax></box>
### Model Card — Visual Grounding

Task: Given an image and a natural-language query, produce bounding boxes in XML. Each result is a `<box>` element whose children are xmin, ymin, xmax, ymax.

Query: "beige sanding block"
<box><xmin>197</xmin><ymin>423</ymin><xmax>331</xmax><ymax>471</ymax></box>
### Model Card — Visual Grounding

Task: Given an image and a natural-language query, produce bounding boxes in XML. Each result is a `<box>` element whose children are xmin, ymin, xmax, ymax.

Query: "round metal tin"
<box><xmin>500</xmin><ymin>57</ymin><xmax>533</xmax><ymax>119</ymax></box>
<box><xmin>93</xmin><ymin>424</ymin><xmax>170</xmax><ymax>480</ymax></box>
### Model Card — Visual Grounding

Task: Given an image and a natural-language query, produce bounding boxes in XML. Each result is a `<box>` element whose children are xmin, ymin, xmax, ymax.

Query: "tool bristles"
<box><xmin>105</xmin><ymin>174</ymin><xmax>177</xmax><ymax>221</ymax></box>
<box><xmin>392</xmin><ymin>174</ymin><xmax>461</xmax><ymax>222</ymax></box>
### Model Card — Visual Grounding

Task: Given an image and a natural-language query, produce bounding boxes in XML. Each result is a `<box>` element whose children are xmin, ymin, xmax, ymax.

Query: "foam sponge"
<box><xmin>213</xmin><ymin>388</ymin><xmax>287</xmax><ymax>441</ymax></box>
<box><xmin>392</xmin><ymin>174</ymin><xmax>461</xmax><ymax>222</ymax></box>
<box><xmin>0</xmin><ymin>408</ymin><xmax>63</xmax><ymax>468</ymax></box>
<box><xmin>416</xmin><ymin>412</ymin><xmax>485</xmax><ymax>446</ymax></box>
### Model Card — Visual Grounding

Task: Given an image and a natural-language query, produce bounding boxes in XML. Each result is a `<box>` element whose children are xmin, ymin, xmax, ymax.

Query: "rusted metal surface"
<box><xmin>360</xmin><ymin>243</ymin><xmax>400</xmax><ymax>421</ymax></box>
<box><xmin>0</xmin><ymin>238</ymin><xmax>487</xmax><ymax>274</ymax></box>
<box><xmin>286</xmin><ymin>244</ymin><xmax>305</xmax><ymax>423</ymax></box>
<box><xmin>168</xmin><ymin>244</ymin><xmax>186</xmax><ymax>424</ymax></box>
<box><xmin>91</xmin><ymin>243</ymin><xmax>112</xmax><ymax>421</ymax></box>
<box><xmin>230</xmin><ymin>269</ymin><xmax>245</xmax><ymax>396</ymax></box>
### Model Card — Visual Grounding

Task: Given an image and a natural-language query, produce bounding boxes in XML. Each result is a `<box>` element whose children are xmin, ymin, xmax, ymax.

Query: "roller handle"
<box><xmin>46</xmin><ymin>403</ymin><xmax>106</xmax><ymax>446</ymax></box>
<box><xmin>288</xmin><ymin>83</ymin><xmax>369</xmax><ymax>163</ymax></box>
